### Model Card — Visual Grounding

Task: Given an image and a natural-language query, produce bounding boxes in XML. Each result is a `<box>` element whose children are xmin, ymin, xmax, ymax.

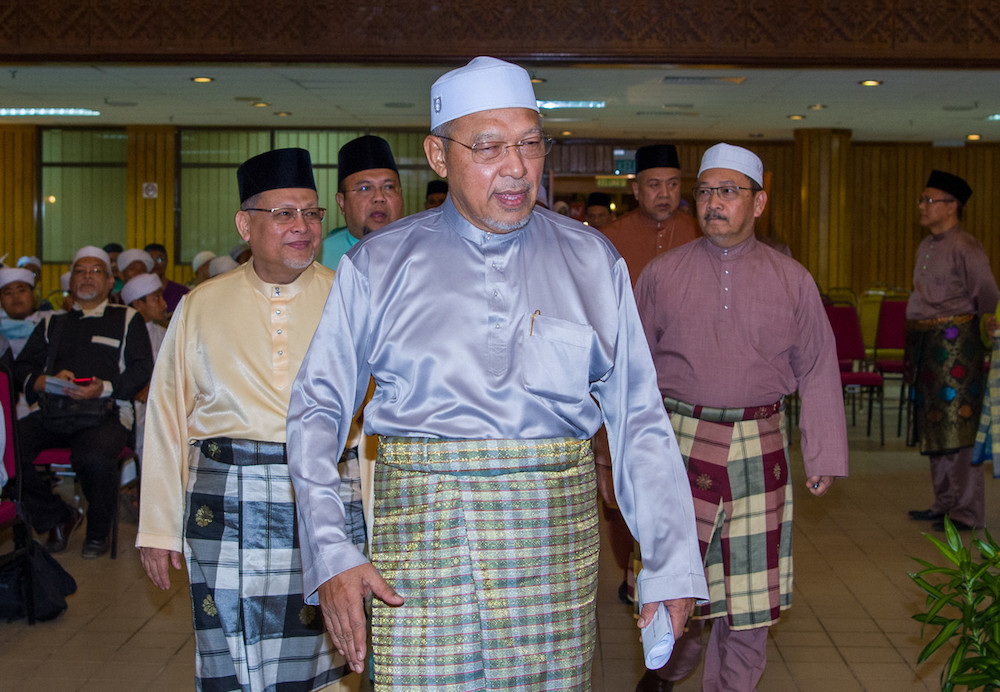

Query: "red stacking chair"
<box><xmin>825</xmin><ymin>304</ymin><xmax>885</xmax><ymax>444</ymax></box>
<box><xmin>0</xmin><ymin>367</ymin><xmax>38</xmax><ymax>624</ymax></box>
<box><xmin>874</xmin><ymin>299</ymin><xmax>908</xmax><ymax>437</ymax></box>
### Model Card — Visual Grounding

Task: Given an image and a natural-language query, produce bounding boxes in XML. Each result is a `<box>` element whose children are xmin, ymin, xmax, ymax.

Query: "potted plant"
<box><xmin>909</xmin><ymin>517</ymin><xmax>1000</xmax><ymax>690</ymax></box>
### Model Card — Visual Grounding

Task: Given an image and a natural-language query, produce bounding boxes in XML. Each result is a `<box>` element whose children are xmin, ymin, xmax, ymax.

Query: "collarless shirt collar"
<box><xmin>443</xmin><ymin>197</ymin><xmax>528</xmax><ymax>247</ymax></box>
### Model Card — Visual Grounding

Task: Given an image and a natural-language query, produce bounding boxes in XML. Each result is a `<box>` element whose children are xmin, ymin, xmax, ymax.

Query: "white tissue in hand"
<box><xmin>641</xmin><ymin>602</ymin><xmax>675</xmax><ymax>669</ymax></box>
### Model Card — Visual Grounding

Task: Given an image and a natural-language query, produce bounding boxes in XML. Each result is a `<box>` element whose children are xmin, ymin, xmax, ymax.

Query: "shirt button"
<box><xmin>495</xmin><ymin>323</ymin><xmax>501</xmax><ymax>329</ymax></box>
<box><xmin>276</xmin><ymin>329</ymin><xmax>282</xmax><ymax>334</ymax></box>
<box><xmin>277</xmin><ymin>350</ymin><xmax>283</xmax><ymax>355</ymax></box>
<box><xmin>724</xmin><ymin>305</ymin><xmax>729</xmax><ymax>309</ymax></box>
<box><xmin>276</xmin><ymin>309</ymin><xmax>281</xmax><ymax>315</ymax></box>
<box><xmin>725</xmin><ymin>270</ymin><xmax>729</xmax><ymax>275</ymax></box>
<box><xmin>724</xmin><ymin>287</ymin><xmax>729</xmax><ymax>291</ymax></box>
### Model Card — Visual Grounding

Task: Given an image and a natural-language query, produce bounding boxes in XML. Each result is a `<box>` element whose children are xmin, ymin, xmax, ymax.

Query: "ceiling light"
<box><xmin>530</xmin><ymin>74</ymin><xmax>546</xmax><ymax>84</ymax></box>
<box><xmin>986</xmin><ymin>113</ymin><xmax>1000</xmax><ymax>121</ymax></box>
<box><xmin>560</xmin><ymin>130</ymin><xmax>573</xmax><ymax>136</ymax></box>
<box><xmin>808</xmin><ymin>104</ymin><xmax>826</xmax><ymax>110</ymax></box>
<box><xmin>251</xmin><ymin>101</ymin><xmax>270</xmax><ymax>108</ymax></box>
<box><xmin>859</xmin><ymin>79</ymin><xmax>882</xmax><ymax>87</ymax></box>
<box><xmin>967</xmin><ymin>133</ymin><xmax>982</xmax><ymax>141</ymax></box>
<box><xmin>191</xmin><ymin>77</ymin><xmax>214</xmax><ymax>83</ymax></box>
<box><xmin>787</xmin><ymin>114</ymin><xmax>806</xmax><ymax>120</ymax></box>
<box><xmin>0</xmin><ymin>107</ymin><xmax>100</xmax><ymax>116</ymax></box>
<box><xmin>275</xmin><ymin>112</ymin><xmax>291</xmax><ymax>117</ymax></box>
<box><xmin>536</xmin><ymin>100</ymin><xmax>605</xmax><ymax>110</ymax></box>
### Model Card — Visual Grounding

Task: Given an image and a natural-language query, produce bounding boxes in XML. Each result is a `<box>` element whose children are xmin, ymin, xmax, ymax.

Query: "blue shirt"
<box><xmin>320</xmin><ymin>226</ymin><xmax>359</xmax><ymax>270</ymax></box>
<box><xmin>287</xmin><ymin>199</ymin><xmax>708</xmax><ymax>607</ymax></box>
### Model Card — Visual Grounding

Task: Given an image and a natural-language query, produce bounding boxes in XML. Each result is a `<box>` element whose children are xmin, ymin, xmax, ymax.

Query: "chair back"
<box><xmin>875</xmin><ymin>299</ymin><xmax>908</xmax><ymax>352</ymax></box>
<box><xmin>0</xmin><ymin>368</ymin><xmax>17</xmax><ymax>523</ymax></box>
<box><xmin>825</xmin><ymin>304</ymin><xmax>867</xmax><ymax>363</ymax></box>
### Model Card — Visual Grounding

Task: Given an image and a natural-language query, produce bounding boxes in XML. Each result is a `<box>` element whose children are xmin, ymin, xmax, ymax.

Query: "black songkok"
<box><xmin>586</xmin><ymin>192</ymin><xmax>612</xmax><ymax>210</ymax></box>
<box><xmin>635</xmin><ymin>144</ymin><xmax>681</xmax><ymax>173</ymax></box>
<box><xmin>926</xmin><ymin>169</ymin><xmax>972</xmax><ymax>205</ymax></box>
<box><xmin>338</xmin><ymin>135</ymin><xmax>399</xmax><ymax>186</ymax></box>
<box><xmin>237</xmin><ymin>148</ymin><xmax>316</xmax><ymax>203</ymax></box>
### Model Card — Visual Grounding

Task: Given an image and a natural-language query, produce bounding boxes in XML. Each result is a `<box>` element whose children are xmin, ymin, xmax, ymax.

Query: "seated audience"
<box><xmin>190</xmin><ymin>251</ymin><xmax>216</xmax><ymax>287</ymax></box>
<box><xmin>121</xmin><ymin>273</ymin><xmax>168</xmax><ymax>464</ymax></box>
<box><xmin>118</xmin><ymin>248</ymin><xmax>155</xmax><ymax>283</ymax></box>
<box><xmin>208</xmin><ymin>255</ymin><xmax>239</xmax><ymax>278</ymax></box>
<box><xmin>13</xmin><ymin>245</ymin><xmax>153</xmax><ymax>558</ymax></box>
<box><xmin>144</xmin><ymin>243</ymin><xmax>189</xmax><ymax>312</ymax></box>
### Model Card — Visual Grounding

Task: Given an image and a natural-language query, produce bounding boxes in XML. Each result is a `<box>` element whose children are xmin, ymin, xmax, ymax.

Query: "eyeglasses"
<box><xmin>437</xmin><ymin>135</ymin><xmax>554</xmax><ymax>164</ymax></box>
<box><xmin>917</xmin><ymin>196</ymin><xmax>956</xmax><ymax>205</ymax></box>
<box><xmin>348</xmin><ymin>183</ymin><xmax>400</xmax><ymax>197</ymax></box>
<box><xmin>243</xmin><ymin>207</ymin><xmax>326</xmax><ymax>224</ymax></box>
<box><xmin>692</xmin><ymin>185</ymin><xmax>756</xmax><ymax>202</ymax></box>
<box><xmin>72</xmin><ymin>266</ymin><xmax>108</xmax><ymax>277</ymax></box>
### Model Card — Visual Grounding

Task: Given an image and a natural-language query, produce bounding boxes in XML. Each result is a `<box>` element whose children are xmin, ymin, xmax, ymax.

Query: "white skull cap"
<box><xmin>698</xmin><ymin>143</ymin><xmax>764</xmax><ymax>187</ymax></box>
<box><xmin>430</xmin><ymin>56</ymin><xmax>538</xmax><ymax>130</ymax></box>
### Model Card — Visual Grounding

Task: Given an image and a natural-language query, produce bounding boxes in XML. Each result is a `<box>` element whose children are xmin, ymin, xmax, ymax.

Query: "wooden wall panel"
<box><xmin>126</xmin><ymin>126</ymin><xmax>183</xmax><ymax>283</ymax></box>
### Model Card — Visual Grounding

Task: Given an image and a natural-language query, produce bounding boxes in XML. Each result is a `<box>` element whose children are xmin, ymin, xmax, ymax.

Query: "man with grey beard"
<box><xmin>14</xmin><ymin>245</ymin><xmax>152</xmax><ymax>558</ymax></box>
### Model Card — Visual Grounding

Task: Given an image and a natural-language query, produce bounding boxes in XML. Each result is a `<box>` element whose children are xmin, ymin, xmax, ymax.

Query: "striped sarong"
<box><xmin>370</xmin><ymin>436</ymin><xmax>598</xmax><ymax>691</ymax></box>
<box><xmin>184</xmin><ymin>441</ymin><xmax>352</xmax><ymax>692</ymax></box>
<box><xmin>665</xmin><ymin>399</ymin><xmax>793</xmax><ymax>630</ymax></box>
<box><xmin>973</xmin><ymin>335</ymin><xmax>1000</xmax><ymax>478</ymax></box>
<box><xmin>906</xmin><ymin>315</ymin><xmax>987</xmax><ymax>455</ymax></box>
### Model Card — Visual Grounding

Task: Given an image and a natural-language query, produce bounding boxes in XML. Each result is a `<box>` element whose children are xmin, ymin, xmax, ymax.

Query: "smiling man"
<box><xmin>137</xmin><ymin>148</ymin><xmax>359</xmax><ymax>691</ymax></box>
<box><xmin>634</xmin><ymin>144</ymin><xmax>848</xmax><ymax>691</ymax></box>
<box><xmin>287</xmin><ymin>56</ymin><xmax>707</xmax><ymax>690</ymax></box>
<box><xmin>321</xmin><ymin>135</ymin><xmax>405</xmax><ymax>270</ymax></box>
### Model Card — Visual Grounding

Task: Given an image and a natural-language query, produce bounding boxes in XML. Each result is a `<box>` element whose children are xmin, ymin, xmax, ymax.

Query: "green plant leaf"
<box><xmin>925</xmin><ymin>532</ymin><xmax>962</xmax><ymax>566</ymax></box>
<box><xmin>920</xmin><ymin>619</ymin><xmax>962</xmax><ymax>662</ymax></box>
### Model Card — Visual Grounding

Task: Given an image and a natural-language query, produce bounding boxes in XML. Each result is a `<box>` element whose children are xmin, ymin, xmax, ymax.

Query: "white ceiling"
<box><xmin>2</xmin><ymin>62</ymin><xmax>999</xmax><ymax>144</ymax></box>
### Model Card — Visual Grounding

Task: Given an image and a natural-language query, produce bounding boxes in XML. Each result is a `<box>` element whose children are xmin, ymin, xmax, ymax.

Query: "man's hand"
<box><xmin>637</xmin><ymin>597</ymin><xmax>695</xmax><ymax>639</ymax></box>
<box><xmin>318</xmin><ymin>564</ymin><xmax>404</xmax><ymax>674</ymax></box>
<box><xmin>806</xmin><ymin>475</ymin><xmax>834</xmax><ymax>497</ymax></box>
<box><xmin>67</xmin><ymin>377</ymin><xmax>103</xmax><ymax>400</ymax></box>
<box><xmin>139</xmin><ymin>546</ymin><xmax>183</xmax><ymax>590</ymax></box>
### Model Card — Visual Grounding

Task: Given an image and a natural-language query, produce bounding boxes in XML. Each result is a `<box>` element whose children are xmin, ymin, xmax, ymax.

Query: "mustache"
<box><xmin>702</xmin><ymin>210</ymin><xmax>727</xmax><ymax>221</ymax></box>
<box><xmin>495</xmin><ymin>184</ymin><xmax>531</xmax><ymax>195</ymax></box>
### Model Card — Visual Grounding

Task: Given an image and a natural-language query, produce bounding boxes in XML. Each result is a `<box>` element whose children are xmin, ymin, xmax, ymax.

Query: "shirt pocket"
<box><xmin>521</xmin><ymin>314</ymin><xmax>593</xmax><ymax>404</ymax></box>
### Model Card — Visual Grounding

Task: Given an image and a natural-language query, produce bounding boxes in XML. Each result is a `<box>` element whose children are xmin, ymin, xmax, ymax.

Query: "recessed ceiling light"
<box><xmin>859</xmin><ymin>79</ymin><xmax>882</xmax><ymax>87</ymax></box>
<box><xmin>986</xmin><ymin>113</ymin><xmax>1000</xmax><ymax>121</ymax></box>
<box><xmin>808</xmin><ymin>104</ymin><xmax>826</xmax><ymax>110</ymax></box>
<box><xmin>967</xmin><ymin>133</ymin><xmax>982</xmax><ymax>141</ymax></box>
<box><xmin>0</xmin><ymin>107</ymin><xmax>100</xmax><ymax>116</ymax></box>
<box><xmin>191</xmin><ymin>77</ymin><xmax>214</xmax><ymax>83</ymax></box>
<box><xmin>530</xmin><ymin>74</ymin><xmax>546</xmax><ymax>84</ymax></box>
<box><xmin>787</xmin><ymin>114</ymin><xmax>806</xmax><ymax>120</ymax></box>
<box><xmin>536</xmin><ymin>100</ymin><xmax>605</xmax><ymax>110</ymax></box>
<box><xmin>251</xmin><ymin>101</ymin><xmax>270</xmax><ymax>108</ymax></box>
<box><xmin>275</xmin><ymin>112</ymin><xmax>291</xmax><ymax>117</ymax></box>
<box><xmin>560</xmin><ymin>130</ymin><xmax>572</xmax><ymax>136</ymax></box>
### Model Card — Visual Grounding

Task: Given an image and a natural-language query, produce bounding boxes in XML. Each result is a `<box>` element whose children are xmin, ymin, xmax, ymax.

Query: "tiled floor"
<box><xmin>2</xmin><ymin>401</ymin><xmax>997</xmax><ymax>691</ymax></box>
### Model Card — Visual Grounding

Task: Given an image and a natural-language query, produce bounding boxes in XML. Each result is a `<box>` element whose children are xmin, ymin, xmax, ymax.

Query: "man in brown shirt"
<box><xmin>602</xmin><ymin>143</ymin><xmax>699</xmax><ymax>287</ymax></box>
<box><xmin>595</xmin><ymin>143</ymin><xmax>699</xmax><ymax>604</ymax></box>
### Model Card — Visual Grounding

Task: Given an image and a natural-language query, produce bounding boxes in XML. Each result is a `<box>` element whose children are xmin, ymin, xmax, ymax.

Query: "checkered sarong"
<box><xmin>371</xmin><ymin>436</ymin><xmax>598</xmax><ymax>690</ymax></box>
<box><xmin>184</xmin><ymin>445</ymin><xmax>351</xmax><ymax>692</ymax></box>
<box><xmin>667</xmin><ymin>407</ymin><xmax>793</xmax><ymax>630</ymax></box>
<box><xmin>973</xmin><ymin>336</ymin><xmax>1000</xmax><ymax>479</ymax></box>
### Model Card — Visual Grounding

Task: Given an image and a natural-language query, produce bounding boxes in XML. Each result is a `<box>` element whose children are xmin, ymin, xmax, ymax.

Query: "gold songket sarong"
<box><xmin>371</xmin><ymin>436</ymin><xmax>598</xmax><ymax>691</ymax></box>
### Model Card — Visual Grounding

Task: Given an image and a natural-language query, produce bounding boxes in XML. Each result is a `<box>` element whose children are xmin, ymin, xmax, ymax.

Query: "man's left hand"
<box><xmin>806</xmin><ymin>475</ymin><xmax>834</xmax><ymax>497</ymax></box>
<box><xmin>637</xmin><ymin>597</ymin><xmax>695</xmax><ymax>638</ymax></box>
<box><xmin>67</xmin><ymin>377</ymin><xmax>103</xmax><ymax>400</ymax></box>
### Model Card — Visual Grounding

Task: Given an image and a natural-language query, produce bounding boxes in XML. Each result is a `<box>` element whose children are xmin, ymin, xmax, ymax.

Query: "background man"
<box><xmin>15</xmin><ymin>245</ymin><xmax>152</xmax><ymax>558</ymax></box>
<box><xmin>424</xmin><ymin>179</ymin><xmax>448</xmax><ymax>208</ymax></box>
<box><xmin>137</xmin><ymin>148</ymin><xmax>358</xmax><ymax>691</ymax></box>
<box><xmin>287</xmin><ymin>56</ymin><xmax>707</xmax><ymax>690</ymax></box>
<box><xmin>143</xmin><ymin>242</ymin><xmax>189</xmax><ymax>312</ymax></box>
<box><xmin>189</xmin><ymin>250</ymin><xmax>216</xmax><ymax>286</ymax></box>
<box><xmin>906</xmin><ymin>170</ymin><xmax>998</xmax><ymax>531</ymax></box>
<box><xmin>635</xmin><ymin>143</ymin><xmax>848</xmax><ymax>691</ymax></box>
<box><xmin>117</xmin><ymin>248</ymin><xmax>155</xmax><ymax>283</ymax></box>
<box><xmin>321</xmin><ymin>135</ymin><xmax>404</xmax><ymax>270</ymax></box>
<box><xmin>584</xmin><ymin>191</ymin><xmax>615</xmax><ymax>229</ymax></box>
<box><xmin>0</xmin><ymin>267</ymin><xmax>46</xmax><ymax>358</ymax></box>
<box><xmin>602</xmin><ymin>143</ymin><xmax>699</xmax><ymax>288</ymax></box>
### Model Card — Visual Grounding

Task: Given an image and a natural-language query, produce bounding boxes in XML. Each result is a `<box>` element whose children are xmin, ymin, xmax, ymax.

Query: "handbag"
<box><xmin>36</xmin><ymin>312</ymin><xmax>121</xmax><ymax>435</ymax></box>
<box><xmin>0</xmin><ymin>540</ymin><xmax>78</xmax><ymax>622</ymax></box>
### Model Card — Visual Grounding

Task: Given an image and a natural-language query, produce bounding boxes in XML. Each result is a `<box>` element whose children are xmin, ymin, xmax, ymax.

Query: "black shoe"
<box><xmin>81</xmin><ymin>537</ymin><xmax>110</xmax><ymax>559</ymax></box>
<box><xmin>635</xmin><ymin>669</ymin><xmax>674</xmax><ymax>692</ymax></box>
<box><xmin>932</xmin><ymin>518</ymin><xmax>976</xmax><ymax>532</ymax></box>
<box><xmin>45</xmin><ymin>508</ymin><xmax>84</xmax><ymax>554</ymax></box>
<box><xmin>618</xmin><ymin>580</ymin><xmax>631</xmax><ymax>605</ymax></box>
<box><xmin>908</xmin><ymin>508</ymin><xmax>945</xmax><ymax>521</ymax></box>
